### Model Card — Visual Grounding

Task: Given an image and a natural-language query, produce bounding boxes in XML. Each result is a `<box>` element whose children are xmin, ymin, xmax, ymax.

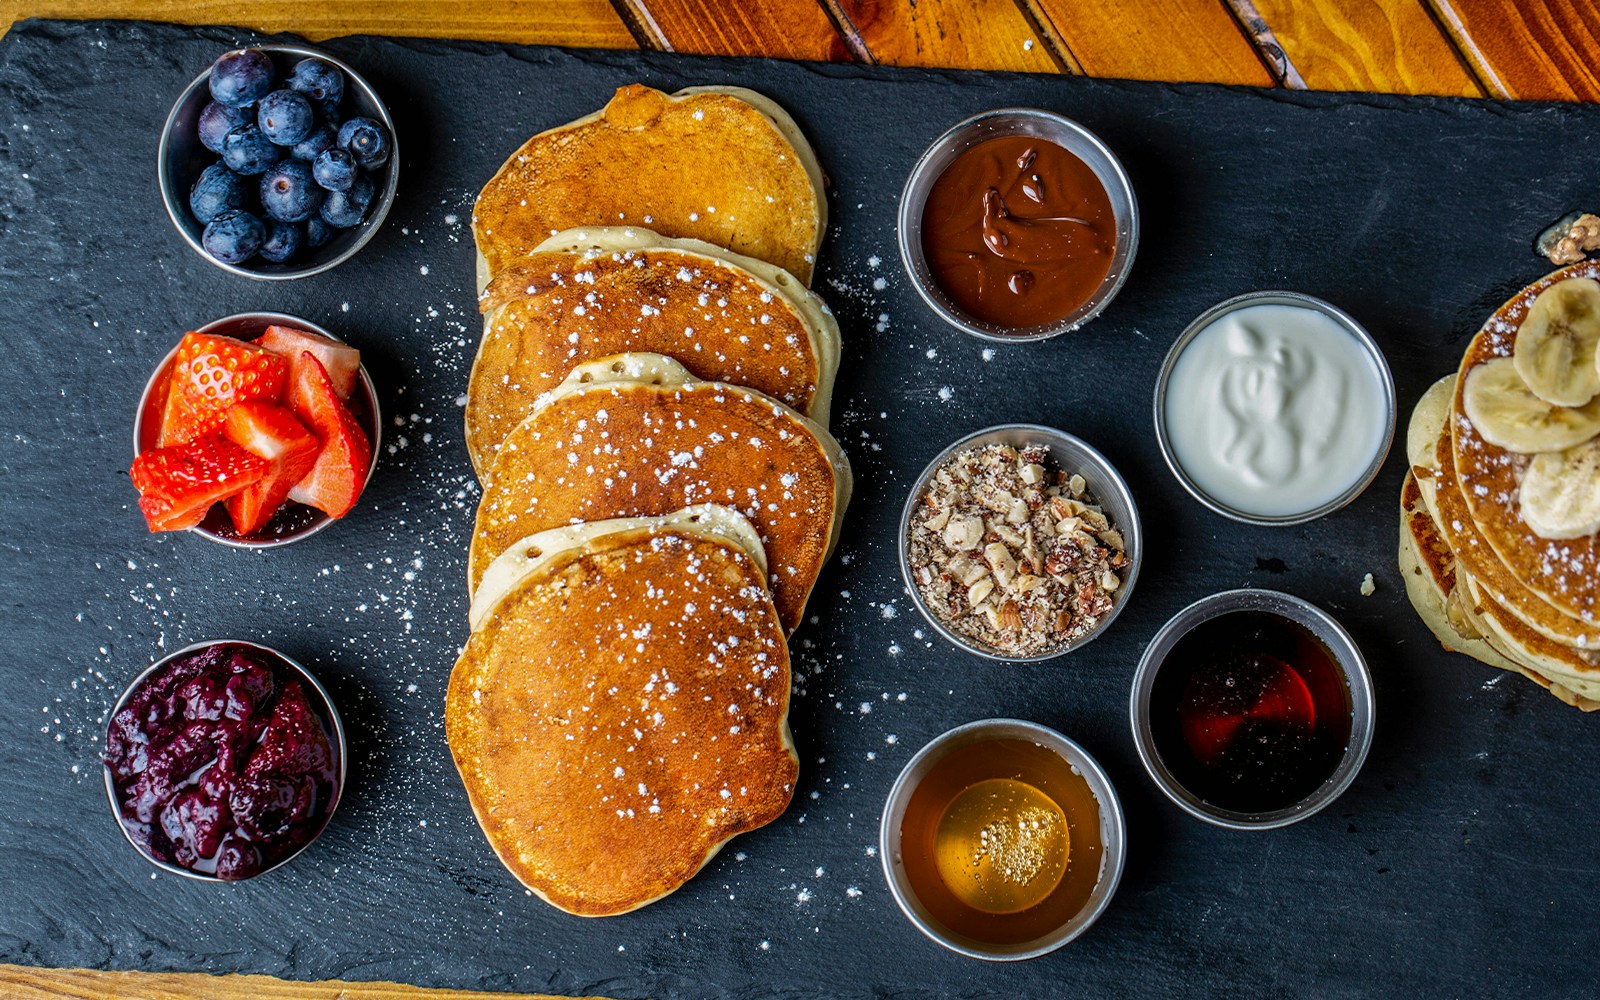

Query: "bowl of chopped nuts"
<box><xmin>900</xmin><ymin>424</ymin><xmax>1141</xmax><ymax>662</ymax></box>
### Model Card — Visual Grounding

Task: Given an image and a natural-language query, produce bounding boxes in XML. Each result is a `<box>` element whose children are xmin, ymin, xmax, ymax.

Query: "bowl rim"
<box><xmin>1127</xmin><ymin>588</ymin><xmax>1377</xmax><ymax>830</ymax></box>
<box><xmin>877</xmin><ymin>717</ymin><xmax>1127</xmax><ymax>961</ymax></box>
<box><xmin>896</xmin><ymin>106</ymin><xmax>1140</xmax><ymax>343</ymax></box>
<box><xmin>897</xmin><ymin>422</ymin><xmax>1142</xmax><ymax>662</ymax></box>
<box><xmin>101</xmin><ymin>638</ymin><xmax>348</xmax><ymax>881</ymax></box>
<box><xmin>131</xmin><ymin>310</ymin><xmax>382</xmax><ymax>549</ymax></box>
<box><xmin>1150</xmin><ymin>289</ymin><xmax>1397</xmax><ymax>526</ymax></box>
<box><xmin>158</xmin><ymin>42</ymin><xmax>400</xmax><ymax>281</ymax></box>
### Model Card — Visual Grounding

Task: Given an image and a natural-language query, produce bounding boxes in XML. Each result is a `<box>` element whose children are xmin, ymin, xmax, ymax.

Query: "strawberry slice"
<box><xmin>285</xmin><ymin>352</ymin><xmax>372</xmax><ymax>518</ymax></box>
<box><xmin>255</xmin><ymin>325</ymin><xmax>361</xmax><ymax>400</ymax></box>
<box><xmin>130</xmin><ymin>434</ymin><xmax>267</xmax><ymax>532</ymax></box>
<box><xmin>159</xmin><ymin>332</ymin><xmax>288</xmax><ymax>447</ymax></box>
<box><xmin>220</xmin><ymin>401</ymin><xmax>321</xmax><ymax>535</ymax></box>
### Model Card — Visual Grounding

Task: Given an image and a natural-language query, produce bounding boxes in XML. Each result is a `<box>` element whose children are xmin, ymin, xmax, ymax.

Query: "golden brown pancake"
<box><xmin>466</xmin><ymin>227</ymin><xmax>840</xmax><ymax>477</ymax></box>
<box><xmin>1452</xmin><ymin>259</ymin><xmax>1600</xmax><ymax>623</ymax></box>
<box><xmin>473</xmin><ymin>84</ymin><xmax>826</xmax><ymax>290</ymax></box>
<box><xmin>468</xmin><ymin>354</ymin><xmax>851</xmax><ymax>633</ymax></box>
<box><xmin>446</xmin><ymin>512</ymin><xmax>798</xmax><ymax>916</ymax></box>
<box><xmin>1411</xmin><ymin>378</ymin><xmax>1600</xmax><ymax>650</ymax></box>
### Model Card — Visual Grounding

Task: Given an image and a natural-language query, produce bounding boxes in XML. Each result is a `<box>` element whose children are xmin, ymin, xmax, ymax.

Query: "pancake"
<box><xmin>1451</xmin><ymin>259</ymin><xmax>1600</xmax><ymax>623</ymax></box>
<box><xmin>446</xmin><ymin>509</ymin><xmax>798</xmax><ymax>916</ymax></box>
<box><xmin>473</xmin><ymin>84</ymin><xmax>826</xmax><ymax>291</ymax></box>
<box><xmin>466</xmin><ymin>227</ymin><xmax>841</xmax><ymax>477</ymax></box>
<box><xmin>469</xmin><ymin>353</ymin><xmax>851</xmax><ymax>633</ymax></box>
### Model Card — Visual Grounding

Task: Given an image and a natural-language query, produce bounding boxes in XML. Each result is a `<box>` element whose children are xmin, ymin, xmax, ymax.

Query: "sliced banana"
<box><xmin>1462</xmin><ymin>356</ymin><xmax>1600</xmax><ymax>453</ymax></box>
<box><xmin>1521</xmin><ymin>437</ymin><xmax>1600</xmax><ymax>539</ymax></box>
<box><xmin>1513</xmin><ymin>277</ymin><xmax>1600</xmax><ymax>406</ymax></box>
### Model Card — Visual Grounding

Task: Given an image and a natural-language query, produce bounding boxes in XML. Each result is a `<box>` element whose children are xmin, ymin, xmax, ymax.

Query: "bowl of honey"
<box><xmin>879</xmin><ymin>719</ymin><xmax>1125</xmax><ymax>960</ymax></box>
<box><xmin>1130</xmin><ymin>589</ymin><xmax>1375</xmax><ymax>830</ymax></box>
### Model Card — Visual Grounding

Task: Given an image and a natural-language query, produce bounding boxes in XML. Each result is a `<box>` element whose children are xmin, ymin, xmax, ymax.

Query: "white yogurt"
<box><xmin>1162</xmin><ymin>302</ymin><xmax>1389</xmax><ymax>519</ymax></box>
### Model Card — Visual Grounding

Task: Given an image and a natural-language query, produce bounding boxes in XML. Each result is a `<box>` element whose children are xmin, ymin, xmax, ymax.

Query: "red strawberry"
<box><xmin>158</xmin><ymin>332</ymin><xmax>288</xmax><ymax>447</ymax></box>
<box><xmin>254</xmin><ymin>325</ymin><xmax>361</xmax><ymax>400</ymax></box>
<box><xmin>130</xmin><ymin>434</ymin><xmax>267</xmax><ymax>532</ymax></box>
<box><xmin>220</xmin><ymin>401</ymin><xmax>321</xmax><ymax>536</ymax></box>
<box><xmin>285</xmin><ymin>352</ymin><xmax>371</xmax><ymax>518</ymax></box>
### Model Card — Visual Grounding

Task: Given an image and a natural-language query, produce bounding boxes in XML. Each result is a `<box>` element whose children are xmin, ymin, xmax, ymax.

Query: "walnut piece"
<box><xmin>1537</xmin><ymin>211</ymin><xmax>1600</xmax><ymax>265</ymax></box>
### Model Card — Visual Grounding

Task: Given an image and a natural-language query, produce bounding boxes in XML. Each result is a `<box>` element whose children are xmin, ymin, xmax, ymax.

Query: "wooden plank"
<box><xmin>1020</xmin><ymin>0</ymin><xmax>1275</xmax><ymax>87</ymax></box>
<box><xmin>614</xmin><ymin>0</ymin><xmax>852</xmax><ymax>60</ymax></box>
<box><xmin>1425</xmin><ymin>0</ymin><xmax>1600</xmax><ymax>102</ymax></box>
<box><xmin>0</xmin><ymin>1</ymin><xmax>638</xmax><ymax>49</ymax></box>
<box><xmin>1246</xmin><ymin>0</ymin><xmax>1484</xmax><ymax>97</ymax></box>
<box><xmin>833</xmin><ymin>0</ymin><xmax>1064</xmax><ymax>73</ymax></box>
<box><xmin>0</xmin><ymin>964</ymin><xmax>611</xmax><ymax>1000</ymax></box>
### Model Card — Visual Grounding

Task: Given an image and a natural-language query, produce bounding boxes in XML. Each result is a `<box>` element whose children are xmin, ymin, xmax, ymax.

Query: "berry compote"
<box><xmin>103</xmin><ymin>641</ymin><xmax>341</xmax><ymax>879</ymax></box>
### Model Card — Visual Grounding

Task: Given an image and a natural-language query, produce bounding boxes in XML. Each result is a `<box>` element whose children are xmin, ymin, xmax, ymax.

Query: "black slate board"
<box><xmin>3</xmin><ymin>18</ymin><xmax>1599</xmax><ymax>999</ymax></box>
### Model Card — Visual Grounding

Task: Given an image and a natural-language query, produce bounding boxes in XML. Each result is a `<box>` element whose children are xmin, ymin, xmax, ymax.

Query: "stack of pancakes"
<box><xmin>1401</xmin><ymin>261</ymin><xmax>1600</xmax><ymax>710</ymax></box>
<box><xmin>447</xmin><ymin>85</ymin><xmax>852</xmax><ymax>915</ymax></box>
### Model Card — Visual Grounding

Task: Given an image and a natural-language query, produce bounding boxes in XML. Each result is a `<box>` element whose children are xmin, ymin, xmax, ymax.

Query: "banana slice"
<box><xmin>1521</xmin><ymin>437</ymin><xmax>1600</xmax><ymax>539</ymax></box>
<box><xmin>1463</xmin><ymin>356</ymin><xmax>1600</xmax><ymax>453</ymax></box>
<box><xmin>1513</xmin><ymin>277</ymin><xmax>1600</xmax><ymax>406</ymax></box>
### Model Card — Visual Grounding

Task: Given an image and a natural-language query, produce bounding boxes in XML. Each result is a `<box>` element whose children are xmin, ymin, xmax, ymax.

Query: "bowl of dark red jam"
<box><xmin>102</xmin><ymin>639</ymin><xmax>345</xmax><ymax>880</ymax></box>
<box><xmin>897</xmin><ymin>108</ymin><xmax>1138</xmax><ymax>343</ymax></box>
<box><xmin>1129</xmin><ymin>590</ymin><xmax>1374</xmax><ymax>830</ymax></box>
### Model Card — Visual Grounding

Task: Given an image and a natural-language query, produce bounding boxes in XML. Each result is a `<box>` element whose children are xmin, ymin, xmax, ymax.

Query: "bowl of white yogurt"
<box><xmin>1153</xmin><ymin>291</ymin><xmax>1395</xmax><ymax>526</ymax></box>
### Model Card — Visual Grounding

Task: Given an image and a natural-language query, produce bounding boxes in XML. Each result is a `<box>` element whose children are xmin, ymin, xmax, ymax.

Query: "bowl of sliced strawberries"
<box><xmin>130</xmin><ymin>312</ymin><xmax>380</xmax><ymax>546</ymax></box>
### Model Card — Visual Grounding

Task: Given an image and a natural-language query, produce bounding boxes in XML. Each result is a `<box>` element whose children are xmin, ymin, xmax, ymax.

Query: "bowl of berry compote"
<box><xmin>102</xmin><ymin>640</ymin><xmax>346</xmax><ymax>881</ymax></box>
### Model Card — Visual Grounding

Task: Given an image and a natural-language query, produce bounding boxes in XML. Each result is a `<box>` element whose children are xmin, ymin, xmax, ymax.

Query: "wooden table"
<box><xmin>2</xmin><ymin>0</ymin><xmax>1598</xmax><ymax>102</ymax></box>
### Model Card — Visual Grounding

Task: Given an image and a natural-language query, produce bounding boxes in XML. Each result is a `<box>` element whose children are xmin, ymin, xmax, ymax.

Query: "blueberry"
<box><xmin>208</xmin><ymin>49</ymin><xmax>274</xmax><ymax>109</ymax></box>
<box><xmin>220</xmin><ymin>124</ymin><xmax>277</xmax><ymax>175</ymax></box>
<box><xmin>202</xmin><ymin>209</ymin><xmax>266</xmax><ymax>264</ymax></box>
<box><xmin>311</xmin><ymin>148</ymin><xmax>356</xmax><ymax>191</ymax></box>
<box><xmin>257</xmin><ymin>89</ymin><xmax>314</xmax><ymax>146</ymax></box>
<box><xmin>290</xmin><ymin>121</ymin><xmax>336</xmax><ymax>162</ymax></box>
<box><xmin>189</xmin><ymin>163</ymin><xmax>247</xmax><ymax>224</ymax></box>
<box><xmin>259</xmin><ymin>220</ymin><xmax>303</xmax><ymax>263</ymax></box>
<box><xmin>319</xmin><ymin>172</ymin><xmax>374</xmax><ymax>228</ymax></box>
<box><xmin>337</xmin><ymin>116</ymin><xmax>390</xmax><ymax>169</ymax></box>
<box><xmin>197</xmin><ymin>101</ymin><xmax>251</xmax><ymax>153</ymax></box>
<box><xmin>304</xmin><ymin>214</ymin><xmax>334</xmax><ymax>250</ymax></box>
<box><xmin>260</xmin><ymin>160</ymin><xmax>324</xmax><ymax>223</ymax></box>
<box><xmin>287</xmin><ymin>58</ymin><xmax>344</xmax><ymax>108</ymax></box>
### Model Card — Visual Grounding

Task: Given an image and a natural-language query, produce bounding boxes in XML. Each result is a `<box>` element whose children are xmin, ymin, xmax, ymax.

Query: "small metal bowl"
<box><xmin>899</xmin><ymin>423</ymin><xmax>1142</xmax><ymax>662</ymax></box>
<box><xmin>897</xmin><ymin>108</ymin><xmax>1139</xmax><ymax>342</ymax></box>
<box><xmin>132</xmin><ymin>311</ymin><xmax>382</xmax><ymax>548</ymax></box>
<box><xmin>158</xmin><ymin>44</ymin><xmax>399</xmax><ymax>279</ymax></box>
<box><xmin>1129</xmin><ymin>589</ymin><xmax>1376</xmax><ymax>830</ymax></box>
<box><xmin>880</xmin><ymin>718</ymin><xmax>1126</xmax><ymax>961</ymax></box>
<box><xmin>102</xmin><ymin>639</ymin><xmax>347</xmax><ymax>881</ymax></box>
<box><xmin>1152</xmin><ymin>290</ymin><xmax>1396</xmax><ymax>526</ymax></box>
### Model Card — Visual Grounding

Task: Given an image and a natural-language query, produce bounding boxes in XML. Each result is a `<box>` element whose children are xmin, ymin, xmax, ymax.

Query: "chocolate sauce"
<box><xmin>921</xmin><ymin>135</ymin><xmax>1116</xmax><ymax>329</ymax></box>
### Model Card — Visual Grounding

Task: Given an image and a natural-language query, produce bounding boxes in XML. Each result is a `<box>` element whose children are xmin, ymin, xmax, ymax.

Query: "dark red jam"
<box><xmin>103</xmin><ymin>642</ymin><xmax>340</xmax><ymax>879</ymax></box>
<box><xmin>1150</xmin><ymin>611</ymin><xmax>1351</xmax><ymax>813</ymax></box>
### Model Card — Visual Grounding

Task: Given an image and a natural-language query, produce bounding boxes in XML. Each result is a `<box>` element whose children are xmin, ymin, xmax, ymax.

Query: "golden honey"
<box><xmin>901</xmin><ymin>739</ymin><xmax>1103</xmax><ymax>944</ymax></box>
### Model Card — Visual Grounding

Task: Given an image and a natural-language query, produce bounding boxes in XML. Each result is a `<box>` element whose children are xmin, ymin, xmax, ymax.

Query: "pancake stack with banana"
<box><xmin>449</xmin><ymin>85</ymin><xmax>850</xmax><ymax>915</ymax></box>
<box><xmin>1401</xmin><ymin>264</ymin><xmax>1600</xmax><ymax>710</ymax></box>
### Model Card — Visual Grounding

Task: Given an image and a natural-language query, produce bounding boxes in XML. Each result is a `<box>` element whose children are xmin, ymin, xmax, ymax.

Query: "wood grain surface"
<box><xmin>0</xmin><ymin>964</ymin><xmax>610</xmax><ymax>999</ymax></box>
<box><xmin>2</xmin><ymin>0</ymin><xmax>1597</xmax><ymax>101</ymax></box>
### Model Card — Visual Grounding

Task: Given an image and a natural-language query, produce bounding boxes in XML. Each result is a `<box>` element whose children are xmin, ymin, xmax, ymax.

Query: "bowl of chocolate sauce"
<box><xmin>1129</xmin><ymin>589</ymin><xmax>1375</xmax><ymax>830</ymax></box>
<box><xmin>898</xmin><ymin>108</ymin><xmax>1138</xmax><ymax>342</ymax></box>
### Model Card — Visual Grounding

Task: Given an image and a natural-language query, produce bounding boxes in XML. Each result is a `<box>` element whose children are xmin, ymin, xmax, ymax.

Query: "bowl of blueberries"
<box><xmin>158</xmin><ymin>45</ymin><xmax>398</xmax><ymax>279</ymax></box>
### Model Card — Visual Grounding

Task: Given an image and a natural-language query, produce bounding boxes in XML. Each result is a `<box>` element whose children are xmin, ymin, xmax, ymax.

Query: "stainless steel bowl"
<box><xmin>899</xmin><ymin>423</ymin><xmax>1142</xmax><ymax>662</ymax></box>
<box><xmin>102</xmin><ymin>639</ymin><xmax>347</xmax><ymax>881</ymax></box>
<box><xmin>1129</xmin><ymin>589</ymin><xmax>1376</xmax><ymax>830</ymax></box>
<box><xmin>879</xmin><ymin>718</ymin><xmax>1127</xmax><ymax>960</ymax></box>
<box><xmin>158</xmin><ymin>44</ymin><xmax>399</xmax><ymax>279</ymax></box>
<box><xmin>897</xmin><ymin>108</ymin><xmax>1139</xmax><ymax>342</ymax></box>
<box><xmin>132</xmin><ymin>311</ymin><xmax>382</xmax><ymax>548</ymax></box>
<box><xmin>1152</xmin><ymin>290</ymin><xmax>1396</xmax><ymax>526</ymax></box>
